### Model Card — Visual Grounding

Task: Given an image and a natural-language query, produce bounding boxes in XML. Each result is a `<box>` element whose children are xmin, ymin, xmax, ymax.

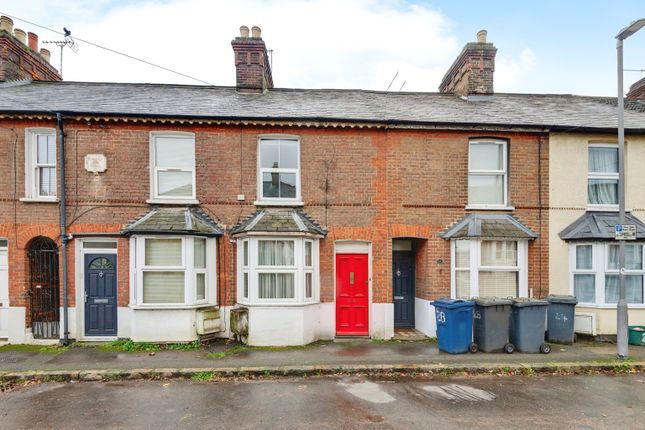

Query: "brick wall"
<box><xmin>0</xmin><ymin>31</ymin><xmax>61</xmax><ymax>82</ymax></box>
<box><xmin>0</xmin><ymin>118</ymin><xmax>550</xmax><ymax>327</ymax></box>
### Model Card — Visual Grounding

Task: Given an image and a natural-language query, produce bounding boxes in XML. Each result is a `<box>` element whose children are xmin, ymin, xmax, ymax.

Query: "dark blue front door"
<box><xmin>84</xmin><ymin>254</ymin><xmax>117</xmax><ymax>336</ymax></box>
<box><xmin>393</xmin><ymin>251</ymin><xmax>415</xmax><ymax>328</ymax></box>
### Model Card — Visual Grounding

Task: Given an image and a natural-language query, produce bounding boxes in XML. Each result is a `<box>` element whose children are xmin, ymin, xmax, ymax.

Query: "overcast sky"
<box><xmin>1</xmin><ymin>0</ymin><xmax>644</xmax><ymax>96</ymax></box>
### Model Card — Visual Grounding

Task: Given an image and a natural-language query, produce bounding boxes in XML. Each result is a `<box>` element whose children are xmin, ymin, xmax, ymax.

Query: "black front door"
<box><xmin>393</xmin><ymin>251</ymin><xmax>415</xmax><ymax>328</ymax></box>
<box><xmin>84</xmin><ymin>254</ymin><xmax>117</xmax><ymax>336</ymax></box>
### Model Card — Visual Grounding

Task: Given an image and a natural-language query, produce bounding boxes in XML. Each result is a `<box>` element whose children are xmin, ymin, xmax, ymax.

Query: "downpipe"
<box><xmin>57</xmin><ymin>113</ymin><xmax>70</xmax><ymax>346</ymax></box>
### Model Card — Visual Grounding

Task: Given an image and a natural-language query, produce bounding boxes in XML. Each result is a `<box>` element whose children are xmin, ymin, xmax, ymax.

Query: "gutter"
<box><xmin>56</xmin><ymin>113</ymin><xmax>69</xmax><ymax>346</ymax></box>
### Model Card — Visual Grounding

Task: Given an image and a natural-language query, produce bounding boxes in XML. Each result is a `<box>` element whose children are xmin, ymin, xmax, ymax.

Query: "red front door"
<box><xmin>336</xmin><ymin>253</ymin><xmax>369</xmax><ymax>336</ymax></box>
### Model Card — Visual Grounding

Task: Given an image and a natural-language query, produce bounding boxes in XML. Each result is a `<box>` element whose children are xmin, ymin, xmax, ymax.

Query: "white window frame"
<box><xmin>256</xmin><ymin>136</ymin><xmax>302</xmax><ymax>206</ymax></box>
<box><xmin>148</xmin><ymin>131</ymin><xmax>197</xmax><ymax>204</ymax></box>
<box><xmin>569</xmin><ymin>242</ymin><xmax>645</xmax><ymax>307</ymax></box>
<box><xmin>587</xmin><ymin>143</ymin><xmax>619</xmax><ymax>211</ymax></box>
<box><xmin>237</xmin><ymin>236</ymin><xmax>319</xmax><ymax>305</ymax></box>
<box><xmin>467</xmin><ymin>139</ymin><xmax>509</xmax><ymax>209</ymax></box>
<box><xmin>450</xmin><ymin>239</ymin><xmax>528</xmax><ymax>298</ymax></box>
<box><xmin>130</xmin><ymin>235</ymin><xmax>216</xmax><ymax>308</ymax></box>
<box><xmin>22</xmin><ymin>128</ymin><xmax>57</xmax><ymax>202</ymax></box>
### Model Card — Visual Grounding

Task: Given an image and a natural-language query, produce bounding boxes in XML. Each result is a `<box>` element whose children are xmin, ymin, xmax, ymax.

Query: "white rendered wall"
<box><xmin>247</xmin><ymin>303</ymin><xmax>335</xmax><ymax>346</ymax></box>
<box><xmin>415</xmin><ymin>298</ymin><xmax>437</xmax><ymax>337</ymax></box>
<box><xmin>7</xmin><ymin>307</ymin><xmax>26</xmax><ymax>343</ymax></box>
<box><xmin>371</xmin><ymin>303</ymin><xmax>394</xmax><ymax>340</ymax></box>
<box><xmin>130</xmin><ymin>309</ymin><xmax>198</xmax><ymax>342</ymax></box>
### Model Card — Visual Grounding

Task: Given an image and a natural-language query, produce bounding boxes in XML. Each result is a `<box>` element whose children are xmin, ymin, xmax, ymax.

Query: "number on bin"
<box><xmin>436</xmin><ymin>310</ymin><xmax>446</xmax><ymax>324</ymax></box>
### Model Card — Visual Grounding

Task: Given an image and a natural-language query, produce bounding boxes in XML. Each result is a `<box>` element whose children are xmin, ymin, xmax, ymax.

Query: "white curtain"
<box><xmin>258</xmin><ymin>241</ymin><xmax>294</xmax><ymax>266</ymax></box>
<box><xmin>588</xmin><ymin>147</ymin><xmax>618</xmax><ymax>173</ymax></box>
<box><xmin>576</xmin><ymin>245</ymin><xmax>593</xmax><ymax>270</ymax></box>
<box><xmin>470</xmin><ymin>143</ymin><xmax>502</xmax><ymax>170</ymax></box>
<box><xmin>481</xmin><ymin>241</ymin><xmax>517</xmax><ymax>266</ymax></box>
<box><xmin>258</xmin><ymin>273</ymin><xmax>294</xmax><ymax>299</ymax></box>
<box><xmin>608</xmin><ymin>244</ymin><xmax>642</xmax><ymax>270</ymax></box>
<box><xmin>468</xmin><ymin>175</ymin><xmax>504</xmax><ymax>205</ymax></box>
<box><xmin>479</xmin><ymin>271</ymin><xmax>518</xmax><ymax>297</ymax></box>
<box><xmin>574</xmin><ymin>274</ymin><xmax>595</xmax><ymax>303</ymax></box>
<box><xmin>194</xmin><ymin>239</ymin><xmax>206</xmax><ymax>268</ymax></box>
<box><xmin>143</xmin><ymin>271</ymin><xmax>184</xmax><ymax>303</ymax></box>
<box><xmin>588</xmin><ymin>147</ymin><xmax>618</xmax><ymax>205</ymax></box>
<box><xmin>588</xmin><ymin>180</ymin><xmax>618</xmax><ymax>205</ymax></box>
<box><xmin>195</xmin><ymin>273</ymin><xmax>205</xmax><ymax>300</ymax></box>
<box><xmin>605</xmin><ymin>275</ymin><xmax>643</xmax><ymax>304</ymax></box>
<box><xmin>145</xmin><ymin>239</ymin><xmax>182</xmax><ymax>266</ymax></box>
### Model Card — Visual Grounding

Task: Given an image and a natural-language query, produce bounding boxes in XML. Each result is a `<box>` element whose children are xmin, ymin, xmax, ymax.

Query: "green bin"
<box><xmin>628</xmin><ymin>326</ymin><xmax>645</xmax><ymax>346</ymax></box>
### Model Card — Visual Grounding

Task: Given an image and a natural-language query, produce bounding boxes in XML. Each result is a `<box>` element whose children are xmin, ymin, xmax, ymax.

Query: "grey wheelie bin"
<box><xmin>473</xmin><ymin>297</ymin><xmax>514</xmax><ymax>353</ymax></box>
<box><xmin>546</xmin><ymin>295</ymin><xmax>578</xmax><ymax>344</ymax></box>
<box><xmin>510</xmin><ymin>298</ymin><xmax>551</xmax><ymax>353</ymax></box>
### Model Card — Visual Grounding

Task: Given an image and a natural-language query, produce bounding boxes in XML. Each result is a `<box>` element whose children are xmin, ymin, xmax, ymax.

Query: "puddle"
<box><xmin>338</xmin><ymin>380</ymin><xmax>396</xmax><ymax>404</ymax></box>
<box><xmin>422</xmin><ymin>384</ymin><xmax>495</xmax><ymax>402</ymax></box>
<box><xmin>336</xmin><ymin>346</ymin><xmax>371</xmax><ymax>357</ymax></box>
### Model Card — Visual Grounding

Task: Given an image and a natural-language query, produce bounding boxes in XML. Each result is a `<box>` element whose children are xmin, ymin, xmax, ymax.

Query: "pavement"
<box><xmin>1</xmin><ymin>339</ymin><xmax>644</xmax><ymax>383</ymax></box>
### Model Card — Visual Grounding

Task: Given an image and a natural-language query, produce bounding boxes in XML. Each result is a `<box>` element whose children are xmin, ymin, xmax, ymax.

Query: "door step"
<box><xmin>393</xmin><ymin>328</ymin><xmax>428</xmax><ymax>341</ymax></box>
<box><xmin>333</xmin><ymin>336</ymin><xmax>370</xmax><ymax>343</ymax></box>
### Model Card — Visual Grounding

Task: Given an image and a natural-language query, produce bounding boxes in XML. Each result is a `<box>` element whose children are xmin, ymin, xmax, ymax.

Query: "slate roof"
<box><xmin>559</xmin><ymin>211</ymin><xmax>645</xmax><ymax>241</ymax></box>
<box><xmin>1</xmin><ymin>81</ymin><xmax>645</xmax><ymax>131</ymax></box>
<box><xmin>441</xmin><ymin>214</ymin><xmax>537</xmax><ymax>239</ymax></box>
<box><xmin>230</xmin><ymin>209</ymin><xmax>327</xmax><ymax>236</ymax></box>
<box><xmin>121</xmin><ymin>207</ymin><xmax>223</xmax><ymax>237</ymax></box>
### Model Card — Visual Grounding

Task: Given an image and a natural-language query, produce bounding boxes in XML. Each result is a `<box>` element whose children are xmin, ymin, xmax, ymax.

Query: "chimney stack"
<box><xmin>27</xmin><ymin>31</ymin><xmax>38</xmax><ymax>51</ymax></box>
<box><xmin>627</xmin><ymin>77</ymin><xmax>645</xmax><ymax>100</ymax></box>
<box><xmin>231</xmin><ymin>25</ymin><xmax>274</xmax><ymax>93</ymax></box>
<box><xmin>439</xmin><ymin>29</ymin><xmax>497</xmax><ymax>96</ymax></box>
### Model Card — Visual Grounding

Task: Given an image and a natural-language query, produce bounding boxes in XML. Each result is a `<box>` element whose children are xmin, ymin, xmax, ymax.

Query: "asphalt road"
<box><xmin>1</xmin><ymin>374</ymin><xmax>643</xmax><ymax>429</ymax></box>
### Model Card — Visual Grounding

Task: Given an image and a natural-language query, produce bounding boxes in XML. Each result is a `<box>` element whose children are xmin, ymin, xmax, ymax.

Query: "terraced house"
<box><xmin>1</xmin><ymin>19</ymin><xmax>644</xmax><ymax>346</ymax></box>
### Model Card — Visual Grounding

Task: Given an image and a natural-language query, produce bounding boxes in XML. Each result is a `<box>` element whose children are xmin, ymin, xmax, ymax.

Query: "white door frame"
<box><xmin>333</xmin><ymin>241</ymin><xmax>372</xmax><ymax>337</ymax></box>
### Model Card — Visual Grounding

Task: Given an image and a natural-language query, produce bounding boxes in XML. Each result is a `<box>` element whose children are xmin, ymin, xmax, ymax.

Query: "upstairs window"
<box><xmin>468</xmin><ymin>140</ymin><xmax>507</xmax><ymax>207</ymax></box>
<box><xmin>588</xmin><ymin>145</ymin><xmax>618</xmax><ymax>207</ymax></box>
<box><xmin>24</xmin><ymin>129</ymin><xmax>56</xmax><ymax>201</ymax></box>
<box><xmin>258</xmin><ymin>138</ymin><xmax>300</xmax><ymax>202</ymax></box>
<box><xmin>150</xmin><ymin>132</ymin><xmax>196</xmax><ymax>201</ymax></box>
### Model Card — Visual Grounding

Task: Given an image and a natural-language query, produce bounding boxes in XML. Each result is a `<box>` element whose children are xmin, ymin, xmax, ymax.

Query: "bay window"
<box><xmin>468</xmin><ymin>139</ymin><xmax>508</xmax><ymax>207</ymax></box>
<box><xmin>588</xmin><ymin>145</ymin><xmax>618</xmax><ymax>207</ymax></box>
<box><xmin>238</xmin><ymin>237</ymin><xmax>318</xmax><ymax>304</ymax></box>
<box><xmin>452</xmin><ymin>239</ymin><xmax>528</xmax><ymax>298</ymax></box>
<box><xmin>571</xmin><ymin>243</ymin><xmax>645</xmax><ymax>305</ymax></box>
<box><xmin>132</xmin><ymin>236</ymin><xmax>216</xmax><ymax>306</ymax></box>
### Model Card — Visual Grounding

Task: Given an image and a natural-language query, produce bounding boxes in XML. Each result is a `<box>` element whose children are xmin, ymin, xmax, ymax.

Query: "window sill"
<box><xmin>586</xmin><ymin>205</ymin><xmax>627</xmax><ymax>212</ymax></box>
<box><xmin>236</xmin><ymin>301</ymin><xmax>320</xmax><ymax>307</ymax></box>
<box><xmin>129</xmin><ymin>303</ymin><xmax>217</xmax><ymax>310</ymax></box>
<box><xmin>146</xmin><ymin>198</ymin><xmax>199</xmax><ymax>205</ymax></box>
<box><xmin>465</xmin><ymin>205</ymin><xmax>515</xmax><ymax>211</ymax></box>
<box><xmin>254</xmin><ymin>200</ymin><xmax>304</xmax><ymax>207</ymax></box>
<box><xmin>576</xmin><ymin>303</ymin><xmax>645</xmax><ymax>309</ymax></box>
<box><xmin>20</xmin><ymin>197</ymin><xmax>58</xmax><ymax>203</ymax></box>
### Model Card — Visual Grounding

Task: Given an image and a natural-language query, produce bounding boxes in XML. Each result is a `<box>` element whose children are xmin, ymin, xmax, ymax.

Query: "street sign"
<box><xmin>615</xmin><ymin>224</ymin><xmax>637</xmax><ymax>240</ymax></box>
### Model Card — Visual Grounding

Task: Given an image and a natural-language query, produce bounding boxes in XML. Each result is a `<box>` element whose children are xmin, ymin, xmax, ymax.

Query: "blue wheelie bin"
<box><xmin>431</xmin><ymin>299</ymin><xmax>477</xmax><ymax>354</ymax></box>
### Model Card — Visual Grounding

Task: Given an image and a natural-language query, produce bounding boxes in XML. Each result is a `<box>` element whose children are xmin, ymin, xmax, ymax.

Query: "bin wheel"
<box><xmin>503</xmin><ymin>343</ymin><xmax>515</xmax><ymax>354</ymax></box>
<box><xmin>540</xmin><ymin>343</ymin><xmax>551</xmax><ymax>354</ymax></box>
<box><xmin>468</xmin><ymin>342</ymin><xmax>479</xmax><ymax>353</ymax></box>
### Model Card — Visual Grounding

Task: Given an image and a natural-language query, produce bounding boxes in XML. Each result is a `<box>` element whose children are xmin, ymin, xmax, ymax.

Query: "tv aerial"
<box><xmin>43</xmin><ymin>27</ymin><xmax>79</xmax><ymax>78</ymax></box>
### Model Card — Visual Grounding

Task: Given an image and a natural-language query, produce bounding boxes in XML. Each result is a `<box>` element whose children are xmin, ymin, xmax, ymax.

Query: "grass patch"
<box><xmin>207</xmin><ymin>340</ymin><xmax>330</xmax><ymax>359</ymax></box>
<box><xmin>191</xmin><ymin>371</ymin><xmax>215</xmax><ymax>381</ymax></box>
<box><xmin>98</xmin><ymin>339</ymin><xmax>203</xmax><ymax>353</ymax></box>
<box><xmin>0</xmin><ymin>344</ymin><xmax>70</xmax><ymax>354</ymax></box>
<box><xmin>208</xmin><ymin>345</ymin><xmax>247</xmax><ymax>359</ymax></box>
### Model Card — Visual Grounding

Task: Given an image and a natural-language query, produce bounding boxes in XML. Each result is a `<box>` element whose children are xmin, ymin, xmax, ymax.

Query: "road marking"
<box><xmin>338</xmin><ymin>380</ymin><xmax>396</xmax><ymax>404</ymax></box>
<box><xmin>422</xmin><ymin>384</ymin><xmax>495</xmax><ymax>402</ymax></box>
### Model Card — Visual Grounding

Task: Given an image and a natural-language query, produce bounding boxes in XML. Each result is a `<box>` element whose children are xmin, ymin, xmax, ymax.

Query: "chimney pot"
<box><xmin>40</xmin><ymin>48</ymin><xmax>51</xmax><ymax>63</ymax></box>
<box><xmin>477</xmin><ymin>29</ymin><xmax>487</xmax><ymax>43</ymax></box>
<box><xmin>0</xmin><ymin>15</ymin><xmax>13</xmax><ymax>33</ymax></box>
<box><xmin>14</xmin><ymin>28</ymin><xmax>26</xmax><ymax>44</ymax></box>
<box><xmin>240</xmin><ymin>25</ymin><xmax>249</xmax><ymax>38</ymax></box>
<box><xmin>27</xmin><ymin>32</ymin><xmax>38</xmax><ymax>51</ymax></box>
<box><xmin>251</xmin><ymin>26</ymin><xmax>261</xmax><ymax>38</ymax></box>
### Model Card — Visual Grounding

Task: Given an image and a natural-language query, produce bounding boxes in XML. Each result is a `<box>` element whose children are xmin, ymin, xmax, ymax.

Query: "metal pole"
<box><xmin>616</xmin><ymin>39</ymin><xmax>628</xmax><ymax>359</ymax></box>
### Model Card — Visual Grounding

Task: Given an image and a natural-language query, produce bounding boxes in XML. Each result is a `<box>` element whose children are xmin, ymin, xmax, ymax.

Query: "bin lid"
<box><xmin>431</xmin><ymin>298</ymin><xmax>474</xmax><ymax>309</ymax></box>
<box><xmin>474</xmin><ymin>297</ymin><xmax>513</xmax><ymax>306</ymax></box>
<box><xmin>511</xmin><ymin>297</ymin><xmax>548</xmax><ymax>307</ymax></box>
<box><xmin>546</xmin><ymin>294</ymin><xmax>578</xmax><ymax>305</ymax></box>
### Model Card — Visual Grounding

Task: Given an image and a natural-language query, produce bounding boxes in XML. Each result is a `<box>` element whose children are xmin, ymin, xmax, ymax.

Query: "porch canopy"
<box><xmin>230</xmin><ymin>208</ymin><xmax>327</xmax><ymax>237</ymax></box>
<box><xmin>441</xmin><ymin>214</ymin><xmax>537</xmax><ymax>240</ymax></box>
<box><xmin>121</xmin><ymin>207</ymin><xmax>223</xmax><ymax>237</ymax></box>
<box><xmin>559</xmin><ymin>211</ymin><xmax>645</xmax><ymax>241</ymax></box>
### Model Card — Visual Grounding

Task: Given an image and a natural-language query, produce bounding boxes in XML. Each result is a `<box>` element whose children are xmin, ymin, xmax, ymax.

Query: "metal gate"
<box><xmin>28</xmin><ymin>237</ymin><xmax>60</xmax><ymax>339</ymax></box>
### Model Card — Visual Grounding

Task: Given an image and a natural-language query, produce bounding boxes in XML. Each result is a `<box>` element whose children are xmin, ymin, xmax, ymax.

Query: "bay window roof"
<box><xmin>559</xmin><ymin>211</ymin><xmax>645</xmax><ymax>241</ymax></box>
<box><xmin>121</xmin><ymin>206</ymin><xmax>223</xmax><ymax>237</ymax></box>
<box><xmin>441</xmin><ymin>214</ymin><xmax>536</xmax><ymax>240</ymax></box>
<box><xmin>230</xmin><ymin>208</ymin><xmax>326</xmax><ymax>236</ymax></box>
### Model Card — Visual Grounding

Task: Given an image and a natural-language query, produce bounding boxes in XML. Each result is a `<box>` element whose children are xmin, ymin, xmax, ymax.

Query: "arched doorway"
<box><xmin>27</xmin><ymin>236</ymin><xmax>60</xmax><ymax>339</ymax></box>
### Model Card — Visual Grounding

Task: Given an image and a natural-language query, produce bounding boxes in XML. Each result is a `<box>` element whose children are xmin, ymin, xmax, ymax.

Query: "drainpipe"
<box><xmin>57</xmin><ymin>113</ymin><xmax>69</xmax><ymax>346</ymax></box>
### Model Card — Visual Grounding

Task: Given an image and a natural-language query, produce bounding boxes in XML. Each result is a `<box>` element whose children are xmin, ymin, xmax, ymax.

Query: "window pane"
<box><xmin>262</xmin><ymin>173</ymin><xmax>296</xmax><ymax>198</ymax></box>
<box><xmin>470</xmin><ymin>143</ymin><xmax>502</xmax><ymax>170</ymax></box>
<box><xmin>83</xmin><ymin>241</ymin><xmax>117</xmax><ymax>249</ymax></box>
<box><xmin>258</xmin><ymin>241</ymin><xmax>294</xmax><ymax>266</ymax></box>
<box><xmin>279</xmin><ymin>173</ymin><xmax>297</xmax><ymax>198</ymax></box>
<box><xmin>481</xmin><ymin>241</ymin><xmax>517</xmax><ymax>267</ymax></box>
<box><xmin>194</xmin><ymin>238</ymin><xmax>206</xmax><ymax>269</ymax></box>
<box><xmin>609</xmin><ymin>244</ymin><xmax>643</xmax><ymax>270</ymax></box>
<box><xmin>258</xmin><ymin>273</ymin><xmax>295</xmax><ymax>299</ymax></box>
<box><xmin>455</xmin><ymin>271</ymin><xmax>470</xmax><ymax>299</ymax></box>
<box><xmin>279</xmin><ymin>140</ymin><xmax>298</xmax><ymax>169</ymax></box>
<box><xmin>196</xmin><ymin>273</ymin><xmax>205</xmax><ymax>301</ymax></box>
<box><xmin>157</xmin><ymin>171</ymin><xmax>193</xmax><ymax>197</ymax></box>
<box><xmin>243</xmin><ymin>272</ymin><xmax>249</xmax><ymax>298</ymax></box>
<box><xmin>143</xmin><ymin>271</ymin><xmax>185</xmax><ymax>303</ymax></box>
<box><xmin>589</xmin><ymin>147</ymin><xmax>618</xmax><ymax>173</ymax></box>
<box><xmin>39</xmin><ymin>167</ymin><xmax>56</xmax><ymax>196</ymax></box>
<box><xmin>243</xmin><ymin>241</ymin><xmax>249</xmax><ymax>267</ymax></box>
<box><xmin>145</xmin><ymin>239</ymin><xmax>182</xmax><ymax>266</ymax></box>
<box><xmin>155</xmin><ymin>137</ymin><xmax>194</xmax><ymax>168</ymax></box>
<box><xmin>588</xmin><ymin>179</ymin><xmax>618</xmax><ymax>205</ymax></box>
<box><xmin>305</xmin><ymin>272</ymin><xmax>313</xmax><ymax>298</ymax></box>
<box><xmin>574</xmin><ymin>274</ymin><xmax>595</xmax><ymax>303</ymax></box>
<box><xmin>260</xmin><ymin>140</ymin><xmax>280</xmax><ymax>168</ymax></box>
<box><xmin>576</xmin><ymin>245</ymin><xmax>593</xmax><ymax>270</ymax></box>
<box><xmin>468</xmin><ymin>175</ymin><xmax>504</xmax><ymax>205</ymax></box>
<box><xmin>258</xmin><ymin>240</ymin><xmax>275</xmax><ymax>265</ymax></box>
<box><xmin>37</xmin><ymin>135</ymin><xmax>56</xmax><ymax>164</ymax></box>
<box><xmin>305</xmin><ymin>241</ymin><xmax>312</xmax><ymax>267</ymax></box>
<box><xmin>605</xmin><ymin>275</ymin><xmax>644</xmax><ymax>304</ymax></box>
<box><xmin>455</xmin><ymin>240</ymin><xmax>470</xmax><ymax>268</ymax></box>
<box><xmin>479</xmin><ymin>271</ymin><xmax>518</xmax><ymax>297</ymax></box>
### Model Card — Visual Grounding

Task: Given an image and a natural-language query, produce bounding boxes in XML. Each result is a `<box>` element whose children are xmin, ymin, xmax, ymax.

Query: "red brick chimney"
<box><xmin>627</xmin><ymin>77</ymin><xmax>645</xmax><ymax>100</ymax></box>
<box><xmin>231</xmin><ymin>25</ymin><xmax>273</xmax><ymax>93</ymax></box>
<box><xmin>0</xmin><ymin>15</ymin><xmax>61</xmax><ymax>82</ymax></box>
<box><xmin>439</xmin><ymin>29</ymin><xmax>497</xmax><ymax>96</ymax></box>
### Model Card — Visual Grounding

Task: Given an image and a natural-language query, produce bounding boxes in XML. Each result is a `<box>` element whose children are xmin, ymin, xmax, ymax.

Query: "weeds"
<box><xmin>191</xmin><ymin>371</ymin><xmax>215</xmax><ymax>381</ymax></box>
<box><xmin>0</xmin><ymin>344</ymin><xmax>70</xmax><ymax>354</ymax></box>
